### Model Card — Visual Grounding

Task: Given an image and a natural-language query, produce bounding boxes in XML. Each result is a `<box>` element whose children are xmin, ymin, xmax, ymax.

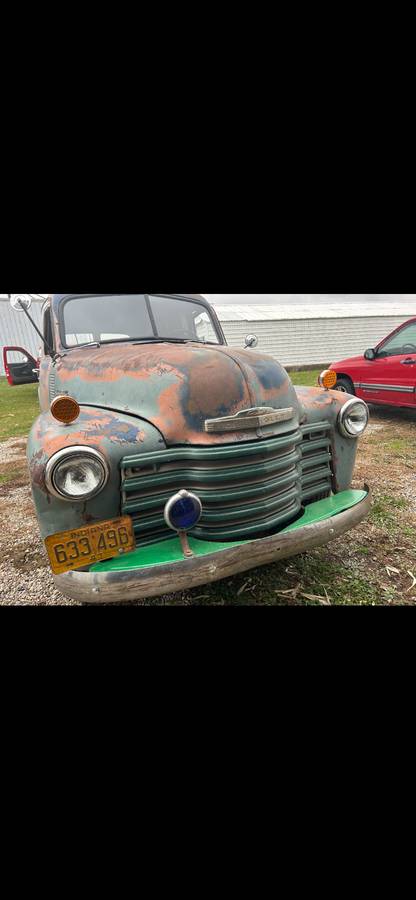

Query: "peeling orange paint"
<box><xmin>51</xmin><ymin>342</ymin><xmax>298</xmax><ymax>445</ymax></box>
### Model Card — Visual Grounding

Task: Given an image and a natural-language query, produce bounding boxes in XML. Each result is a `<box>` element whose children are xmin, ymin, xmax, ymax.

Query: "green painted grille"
<box><xmin>120</xmin><ymin>423</ymin><xmax>333</xmax><ymax>545</ymax></box>
<box><xmin>300</xmin><ymin>423</ymin><xmax>333</xmax><ymax>503</ymax></box>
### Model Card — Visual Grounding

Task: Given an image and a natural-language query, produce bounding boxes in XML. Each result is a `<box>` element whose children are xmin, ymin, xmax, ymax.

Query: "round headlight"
<box><xmin>338</xmin><ymin>399</ymin><xmax>369</xmax><ymax>439</ymax></box>
<box><xmin>45</xmin><ymin>447</ymin><xmax>109</xmax><ymax>501</ymax></box>
<box><xmin>164</xmin><ymin>490</ymin><xmax>203</xmax><ymax>532</ymax></box>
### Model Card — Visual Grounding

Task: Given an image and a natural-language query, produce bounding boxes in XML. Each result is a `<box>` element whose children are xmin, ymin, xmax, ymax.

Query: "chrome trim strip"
<box><xmin>354</xmin><ymin>383</ymin><xmax>415</xmax><ymax>393</ymax></box>
<box><xmin>205</xmin><ymin>407</ymin><xmax>294</xmax><ymax>433</ymax></box>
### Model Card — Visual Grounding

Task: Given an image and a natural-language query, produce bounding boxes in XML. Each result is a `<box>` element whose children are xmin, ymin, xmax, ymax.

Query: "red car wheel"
<box><xmin>336</xmin><ymin>376</ymin><xmax>355</xmax><ymax>395</ymax></box>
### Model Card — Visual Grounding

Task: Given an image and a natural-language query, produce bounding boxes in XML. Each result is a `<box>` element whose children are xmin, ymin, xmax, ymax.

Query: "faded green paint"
<box><xmin>24</xmin><ymin>294</ymin><xmax>365</xmax><ymax>556</ymax></box>
<box><xmin>281</xmin><ymin>489</ymin><xmax>367</xmax><ymax>530</ymax></box>
<box><xmin>27</xmin><ymin>409</ymin><xmax>165</xmax><ymax>539</ymax></box>
<box><xmin>91</xmin><ymin>489</ymin><xmax>367</xmax><ymax>573</ymax></box>
<box><xmin>49</xmin><ymin>342</ymin><xmax>300</xmax><ymax>446</ymax></box>
<box><xmin>121</xmin><ymin>430</ymin><xmax>305</xmax><ymax>542</ymax></box>
<box><xmin>295</xmin><ymin>386</ymin><xmax>358</xmax><ymax>492</ymax></box>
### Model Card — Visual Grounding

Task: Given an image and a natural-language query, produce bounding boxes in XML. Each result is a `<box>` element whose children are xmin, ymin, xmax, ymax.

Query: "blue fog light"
<box><xmin>164</xmin><ymin>490</ymin><xmax>203</xmax><ymax>532</ymax></box>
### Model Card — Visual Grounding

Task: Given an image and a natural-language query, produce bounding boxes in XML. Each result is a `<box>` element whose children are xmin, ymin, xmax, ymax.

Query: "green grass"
<box><xmin>370</xmin><ymin>494</ymin><xmax>407</xmax><ymax>531</ymax></box>
<box><xmin>147</xmin><ymin>550</ymin><xmax>386</xmax><ymax>606</ymax></box>
<box><xmin>386</xmin><ymin>437</ymin><xmax>416</xmax><ymax>457</ymax></box>
<box><xmin>387</xmin><ymin>439</ymin><xmax>408</xmax><ymax>453</ymax></box>
<box><xmin>0</xmin><ymin>470</ymin><xmax>25</xmax><ymax>486</ymax></box>
<box><xmin>0</xmin><ymin>377</ymin><xmax>39</xmax><ymax>441</ymax></box>
<box><xmin>290</xmin><ymin>369</ymin><xmax>320</xmax><ymax>386</ymax></box>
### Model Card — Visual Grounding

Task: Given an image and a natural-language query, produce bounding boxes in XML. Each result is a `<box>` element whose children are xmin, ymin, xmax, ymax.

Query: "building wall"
<box><xmin>220</xmin><ymin>316</ymin><xmax>411</xmax><ymax>367</ymax></box>
<box><xmin>0</xmin><ymin>299</ymin><xmax>43</xmax><ymax>374</ymax></box>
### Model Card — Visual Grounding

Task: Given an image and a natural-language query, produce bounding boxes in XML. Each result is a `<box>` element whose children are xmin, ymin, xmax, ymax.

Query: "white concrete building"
<box><xmin>212</xmin><ymin>299</ymin><xmax>416</xmax><ymax>368</ymax></box>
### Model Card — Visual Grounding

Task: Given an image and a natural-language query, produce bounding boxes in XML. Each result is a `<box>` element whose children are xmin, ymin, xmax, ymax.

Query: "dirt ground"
<box><xmin>0</xmin><ymin>405</ymin><xmax>415</xmax><ymax>606</ymax></box>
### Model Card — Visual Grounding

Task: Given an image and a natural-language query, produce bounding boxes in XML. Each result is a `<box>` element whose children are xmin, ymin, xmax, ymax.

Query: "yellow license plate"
<box><xmin>45</xmin><ymin>516</ymin><xmax>135</xmax><ymax>575</ymax></box>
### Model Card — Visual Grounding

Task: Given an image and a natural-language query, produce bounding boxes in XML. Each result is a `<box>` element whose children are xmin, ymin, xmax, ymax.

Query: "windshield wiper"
<box><xmin>66</xmin><ymin>337</ymin><xmax>219</xmax><ymax>350</ymax></box>
<box><xmin>132</xmin><ymin>338</ymin><xmax>193</xmax><ymax>345</ymax></box>
<box><xmin>65</xmin><ymin>341</ymin><xmax>101</xmax><ymax>351</ymax></box>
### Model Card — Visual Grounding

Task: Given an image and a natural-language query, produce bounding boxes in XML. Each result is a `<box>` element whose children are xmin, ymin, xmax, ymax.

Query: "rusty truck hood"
<box><xmin>54</xmin><ymin>342</ymin><xmax>299</xmax><ymax>445</ymax></box>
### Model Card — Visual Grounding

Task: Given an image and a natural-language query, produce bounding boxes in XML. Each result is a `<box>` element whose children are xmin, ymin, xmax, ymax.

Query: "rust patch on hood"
<box><xmin>55</xmin><ymin>343</ymin><xmax>298</xmax><ymax>445</ymax></box>
<box><xmin>296</xmin><ymin>386</ymin><xmax>348</xmax><ymax>412</ymax></box>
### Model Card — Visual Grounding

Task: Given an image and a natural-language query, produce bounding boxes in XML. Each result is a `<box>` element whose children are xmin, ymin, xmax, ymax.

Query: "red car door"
<box><xmin>359</xmin><ymin>320</ymin><xmax>416</xmax><ymax>407</ymax></box>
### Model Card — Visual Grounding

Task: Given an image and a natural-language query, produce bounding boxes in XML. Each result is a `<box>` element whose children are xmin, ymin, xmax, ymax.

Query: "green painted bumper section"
<box><xmin>91</xmin><ymin>489</ymin><xmax>367</xmax><ymax>574</ymax></box>
<box><xmin>281</xmin><ymin>489</ymin><xmax>367</xmax><ymax>531</ymax></box>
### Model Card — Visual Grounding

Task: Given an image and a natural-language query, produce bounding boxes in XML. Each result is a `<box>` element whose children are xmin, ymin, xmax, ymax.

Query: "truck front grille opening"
<box><xmin>120</xmin><ymin>423</ymin><xmax>333</xmax><ymax>547</ymax></box>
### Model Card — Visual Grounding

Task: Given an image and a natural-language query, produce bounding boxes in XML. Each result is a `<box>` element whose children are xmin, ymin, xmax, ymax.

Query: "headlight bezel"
<box><xmin>338</xmin><ymin>398</ymin><xmax>369</xmax><ymax>439</ymax></box>
<box><xmin>45</xmin><ymin>446</ymin><xmax>110</xmax><ymax>502</ymax></box>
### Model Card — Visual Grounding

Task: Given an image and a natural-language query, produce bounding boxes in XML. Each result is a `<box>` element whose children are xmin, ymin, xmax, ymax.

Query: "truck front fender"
<box><xmin>27</xmin><ymin>407</ymin><xmax>166</xmax><ymax>539</ymax></box>
<box><xmin>295</xmin><ymin>386</ymin><xmax>361</xmax><ymax>493</ymax></box>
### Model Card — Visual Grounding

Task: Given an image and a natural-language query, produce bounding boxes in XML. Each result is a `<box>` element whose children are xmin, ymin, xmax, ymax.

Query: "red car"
<box><xmin>331</xmin><ymin>316</ymin><xmax>416</xmax><ymax>408</ymax></box>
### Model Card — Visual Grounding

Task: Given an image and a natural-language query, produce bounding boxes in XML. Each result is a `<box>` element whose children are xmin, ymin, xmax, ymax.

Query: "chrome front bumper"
<box><xmin>53</xmin><ymin>487</ymin><xmax>371</xmax><ymax>604</ymax></box>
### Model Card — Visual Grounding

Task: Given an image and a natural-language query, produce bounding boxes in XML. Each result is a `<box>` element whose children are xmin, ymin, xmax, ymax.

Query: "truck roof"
<box><xmin>51</xmin><ymin>293</ymin><xmax>207</xmax><ymax>306</ymax></box>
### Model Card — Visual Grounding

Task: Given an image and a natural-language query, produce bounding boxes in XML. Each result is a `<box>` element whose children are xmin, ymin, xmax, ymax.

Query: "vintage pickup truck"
<box><xmin>4</xmin><ymin>293</ymin><xmax>371</xmax><ymax>603</ymax></box>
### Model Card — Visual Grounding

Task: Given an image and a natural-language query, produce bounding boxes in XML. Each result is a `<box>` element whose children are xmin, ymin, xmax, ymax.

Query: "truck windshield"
<box><xmin>62</xmin><ymin>294</ymin><xmax>221</xmax><ymax>347</ymax></box>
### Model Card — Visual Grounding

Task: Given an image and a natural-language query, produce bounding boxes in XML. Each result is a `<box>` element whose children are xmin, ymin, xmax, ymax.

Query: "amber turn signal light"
<box><xmin>50</xmin><ymin>395</ymin><xmax>81</xmax><ymax>425</ymax></box>
<box><xmin>318</xmin><ymin>370</ymin><xmax>338</xmax><ymax>390</ymax></box>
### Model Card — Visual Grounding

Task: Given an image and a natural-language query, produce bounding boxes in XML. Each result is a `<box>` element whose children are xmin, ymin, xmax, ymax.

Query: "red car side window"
<box><xmin>378</xmin><ymin>322</ymin><xmax>416</xmax><ymax>358</ymax></box>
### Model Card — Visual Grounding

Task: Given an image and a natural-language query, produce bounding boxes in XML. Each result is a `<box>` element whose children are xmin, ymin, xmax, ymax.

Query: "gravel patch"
<box><xmin>0</xmin><ymin>437</ymin><xmax>27</xmax><ymax>464</ymax></box>
<box><xmin>0</xmin><ymin>562</ymin><xmax>75</xmax><ymax>606</ymax></box>
<box><xmin>366</xmin><ymin>424</ymin><xmax>385</xmax><ymax>434</ymax></box>
<box><xmin>0</xmin><ymin>456</ymin><xmax>78</xmax><ymax>605</ymax></box>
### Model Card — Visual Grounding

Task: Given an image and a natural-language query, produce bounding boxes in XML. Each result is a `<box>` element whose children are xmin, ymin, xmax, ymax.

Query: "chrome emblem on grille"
<box><xmin>205</xmin><ymin>407</ymin><xmax>294</xmax><ymax>433</ymax></box>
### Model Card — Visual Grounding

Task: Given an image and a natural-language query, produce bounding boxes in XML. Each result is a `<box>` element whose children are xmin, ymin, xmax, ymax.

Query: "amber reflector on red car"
<box><xmin>50</xmin><ymin>396</ymin><xmax>80</xmax><ymax>425</ymax></box>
